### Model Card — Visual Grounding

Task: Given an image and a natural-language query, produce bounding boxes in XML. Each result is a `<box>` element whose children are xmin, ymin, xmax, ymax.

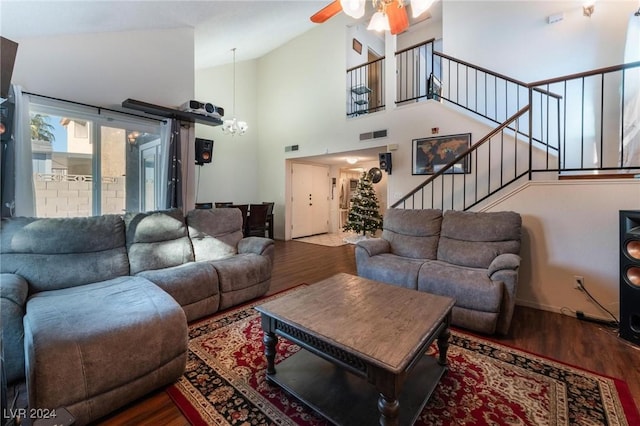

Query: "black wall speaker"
<box><xmin>195</xmin><ymin>137</ymin><xmax>214</xmax><ymax>165</ymax></box>
<box><xmin>379</xmin><ymin>152</ymin><xmax>392</xmax><ymax>175</ymax></box>
<box><xmin>0</xmin><ymin>103</ymin><xmax>14</xmax><ymax>142</ymax></box>
<box><xmin>620</xmin><ymin>210</ymin><xmax>640</xmax><ymax>346</ymax></box>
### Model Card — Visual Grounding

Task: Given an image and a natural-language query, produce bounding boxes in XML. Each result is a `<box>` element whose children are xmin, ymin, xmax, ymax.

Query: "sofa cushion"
<box><xmin>23</xmin><ymin>276</ymin><xmax>187</xmax><ymax>424</ymax></box>
<box><xmin>1</xmin><ymin>273</ymin><xmax>28</xmax><ymax>383</ymax></box>
<box><xmin>356</xmin><ymin>253</ymin><xmax>424</xmax><ymax>290</ymax></box>
<box><xmin>211</xmin><ymin>253</ymin><xmax>272</xmax><ymax>294</ymax></box>
<box><xmin>418</xmin><ymin>260</ymin><xmax>503</xmax><ymax>313</ymax></box>
<box><xmin>382</xmin><ymin>208</ymin><xmax>442</xmax><ymax>259</ymax></box>
<box><xmin>186</xmin><ymin>208</ymin><xmax>243</xmax><ymax>261</ymax></box>
<box><xmin>0</xmin><ymin>215</ymin><xmax>129</xmax><ymax>292</ymax></box>
<box><xmin>437</xmin><ymin>210</ymin><xmax>521</xmax><ymax>268</ymax></box>
<box><xmin>125</xmin><ymin>209</ymin><xmax>194</xmax><ymax>274</ymax></box>
<box><xmin>137</xmin><ymin>261</ymin><xmax>220</xmax><ymax>322</ymax></box>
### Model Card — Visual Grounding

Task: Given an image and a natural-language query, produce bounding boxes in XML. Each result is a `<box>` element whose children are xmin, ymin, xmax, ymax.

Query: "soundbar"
<box><xmin>180</xmin><ymin>100</ymin><xmax>224</xmax><ymax>118</ymax></box>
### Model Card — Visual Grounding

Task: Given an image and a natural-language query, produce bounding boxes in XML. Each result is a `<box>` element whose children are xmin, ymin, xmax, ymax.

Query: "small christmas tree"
<box><xmin>343</xmin><ymin>171</ymin><xmax>383</xmax><ymax>236</ymax></box>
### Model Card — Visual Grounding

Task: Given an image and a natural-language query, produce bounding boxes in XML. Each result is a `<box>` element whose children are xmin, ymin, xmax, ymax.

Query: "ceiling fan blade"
<box><xmin>387</xmin><ymin>2</ymin><xmax>409</xmax><ymax>35</ymax></box>
<box><xmin>310</xmin><ymin>1</ymin><xmax>343</xmax><ymax>23</ymax></box>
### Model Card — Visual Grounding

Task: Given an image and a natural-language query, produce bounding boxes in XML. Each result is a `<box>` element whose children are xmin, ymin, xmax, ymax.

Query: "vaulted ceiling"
<box><xmin>0</xmin><ymin>1</ymin><xmax>326</xmax><ymax>69</ymax></box>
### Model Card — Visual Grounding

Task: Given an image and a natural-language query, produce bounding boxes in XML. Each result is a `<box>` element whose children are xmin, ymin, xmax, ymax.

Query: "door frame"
<box><xmin>287</xmin><ymin>161</ymin><xmax>331</xmax><ymax>239</ymax></box>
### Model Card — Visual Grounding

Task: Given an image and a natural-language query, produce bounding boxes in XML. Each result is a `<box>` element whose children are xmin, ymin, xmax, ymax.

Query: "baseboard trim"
<box><xmin>515</xmin><ymin>299</ymin><xmax>615</xmax><ymax>323</ymax></box>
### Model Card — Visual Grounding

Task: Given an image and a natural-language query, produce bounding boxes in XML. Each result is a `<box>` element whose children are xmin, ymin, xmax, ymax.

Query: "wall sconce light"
<box><xmin>583</xmin><ymin>1</ymin><xmax>595</xmax><ymax>17</ymax></box>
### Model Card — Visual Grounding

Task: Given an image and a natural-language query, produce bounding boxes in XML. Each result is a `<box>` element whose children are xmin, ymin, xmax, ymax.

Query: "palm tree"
<box><xmin>30</xmin><ymin>113</ymin><xmax>55</xmax><ymax>142</ymax></box>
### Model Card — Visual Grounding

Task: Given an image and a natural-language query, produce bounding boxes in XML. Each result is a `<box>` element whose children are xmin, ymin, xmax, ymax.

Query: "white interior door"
<box><xmin>291</xmin><ymin>163</ymin><xmax>330</xmax><ymax>238</ymax></box>
<box><xmin>311</xmin><ymin>165</ymin><xmax>330</xmax><ymax>235</ymax></box>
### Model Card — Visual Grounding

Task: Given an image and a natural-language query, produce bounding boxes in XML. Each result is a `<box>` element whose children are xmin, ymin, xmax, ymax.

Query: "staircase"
<box><xmin>388</xmin><ymin>39</ymin><xmax>640</xmax><ymax>210</ymax></box>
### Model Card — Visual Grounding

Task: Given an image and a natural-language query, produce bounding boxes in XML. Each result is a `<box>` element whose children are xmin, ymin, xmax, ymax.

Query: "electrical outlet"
<box><xmin>574</xmin><ymin>275</ymin><xmax>584</xmax><ymax>290</ymax></box>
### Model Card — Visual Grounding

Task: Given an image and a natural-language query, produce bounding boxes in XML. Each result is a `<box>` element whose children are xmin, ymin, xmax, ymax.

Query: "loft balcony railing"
<box><xmin>396</xmin><ymin>39</ymin><xmax>532</xmax><ymax>139</ymax></box>
<box><xmin>396</xmin><ymin>39</ymin><xmax>438</xmax><ymax>104</ymax></box>
<box><xmin>392</xmin><ymin>39</ymin><xmax>640</xmax><ymax>210</ymax></box>
<box><xmin>529</xmin><ymin>61</ymin><xmax>640</xmax><ymax>175</ymax></box>
<box><xmin>346</xmin><ymin>56</ymin><xmax>385</xmax><ymax>117</ymax></box>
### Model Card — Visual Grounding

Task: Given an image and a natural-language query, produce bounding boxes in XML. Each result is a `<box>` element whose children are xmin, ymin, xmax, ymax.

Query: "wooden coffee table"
<box><xmin>255</xmin><ymin>273</ymin><xmax>455</xmax><ymax>426</ymax></box>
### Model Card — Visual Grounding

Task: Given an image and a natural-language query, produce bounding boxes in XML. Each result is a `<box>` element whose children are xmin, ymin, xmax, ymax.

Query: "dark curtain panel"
<box><xmin>166</xmin><ymin>119</ymin><xmax>182</xmax><ymax>209</ymax></box>
<box><xmin>1</xmin><ymin>137</ymin><xmax>16</xmax><ymax>217</ymax></box>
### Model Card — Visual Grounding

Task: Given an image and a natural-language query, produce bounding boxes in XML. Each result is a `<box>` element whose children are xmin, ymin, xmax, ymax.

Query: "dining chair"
<box><xmin>262</xmin><ymin>202</ymin><xmax>275</xmax><ymax>239</ymax></box>
<box><xmin>246</xmin><ymin>204</ymin><xmax>270</xmax><ymax>237</ymax></box>
<box><xmin>215</xmin><ymin>202</ymin><xmax>233</xmax><ymax>208</ymax></box>
<box><xmin>230</xmin><ymin>204</ymin><xmax>249</xmax><ymax>235</ymax></box>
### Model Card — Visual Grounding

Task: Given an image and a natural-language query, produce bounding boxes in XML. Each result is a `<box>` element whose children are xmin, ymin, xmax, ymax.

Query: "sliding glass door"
<box><xmin>29</xmin><ymin>101</ymin><xmax>161</xmax><ymax>217</ymax></box>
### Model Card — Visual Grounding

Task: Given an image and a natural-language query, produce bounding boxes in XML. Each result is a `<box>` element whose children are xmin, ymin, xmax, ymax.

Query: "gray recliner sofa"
<box><xmin>0</xmin><ymin>207</ymin><xmax>274</xmax><ymax>425</ymax></box>
<box><xmin>355</xmin><ymin>208</ymin><xmax>522</xmax><ymax>335</ymax></box>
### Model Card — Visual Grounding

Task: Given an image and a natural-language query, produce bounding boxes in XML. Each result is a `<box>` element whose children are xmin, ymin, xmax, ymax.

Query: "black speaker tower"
<box><xmin>620</xmin><ymin>210</ymin><xmax>640</xmax><ymax>346</ymax></box>
<box><xmin>379</xmin><ymin>152</ymin><xmax>392</xmax><ymax>175</ymax></box>
<box><xmin>195</xmin><ymin>138</ymin><xmax>214</xmax><ymax>165</ymax></box>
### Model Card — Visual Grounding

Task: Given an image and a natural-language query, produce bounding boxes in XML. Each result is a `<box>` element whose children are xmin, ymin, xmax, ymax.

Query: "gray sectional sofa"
<box><xmin>0</xmin><ymin>207</ymin><xmax>274</xmax><ymax>425</ymax></box>
<box><xmin>355</xmin><ymin>208</ymin><xmax>522</xmax><ymax>335</ymax></box>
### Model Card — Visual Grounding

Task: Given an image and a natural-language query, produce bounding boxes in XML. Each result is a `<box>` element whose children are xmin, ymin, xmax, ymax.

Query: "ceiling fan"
<box><xmin>311</xmin><ymin>0</ymin><xmax>435</xmax><ymax>35</ymax></box>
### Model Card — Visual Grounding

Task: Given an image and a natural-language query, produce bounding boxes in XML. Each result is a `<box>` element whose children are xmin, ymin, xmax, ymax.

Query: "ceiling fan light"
<box><xmin>340</xmin><ymin>0</ymin><xmax>366</xmax><ymax>19</ymax></box>
<box><xmin>367</xmin><ymin>11</ymin><xmax>390</xmax><ymax>32</ymax></box>
<box><xmin>411</xmin><ymin>0</ymin><xmax>435</xmax><ymax>18</ymax></box>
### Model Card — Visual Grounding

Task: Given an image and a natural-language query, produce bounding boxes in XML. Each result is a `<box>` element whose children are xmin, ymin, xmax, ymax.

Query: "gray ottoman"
<box><xmin>23</xmin><ymin>276</ymin><xmax>188</xmax><ymax>425</ymax></box>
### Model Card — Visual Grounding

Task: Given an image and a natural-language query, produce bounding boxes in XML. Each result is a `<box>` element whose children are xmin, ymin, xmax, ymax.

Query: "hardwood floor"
<box><xmin>98</xmin><ymin>239</ymin><xmax>640</xmax><ymax>425</ymax></box>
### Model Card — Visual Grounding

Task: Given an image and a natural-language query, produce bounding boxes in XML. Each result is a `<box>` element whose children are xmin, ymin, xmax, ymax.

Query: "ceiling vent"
<box><xmin>359</xmin><ymin>129</ymin><xmax>388</xmax><ymax>141</ymax></box>
<box><xmin>285</xmin><ymin>144</ymin><xmax>299</xmax><ymax>152</ymax></box>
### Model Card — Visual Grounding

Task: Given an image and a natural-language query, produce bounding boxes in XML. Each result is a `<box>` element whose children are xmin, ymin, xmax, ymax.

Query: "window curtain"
<box><xmin>1</xmin><ymin>85</ymin><xmax>35</xmax><ymax>217</ymax></box>
<box><xmin>158</xmin><ymin>119</ymin><xmax>172</xmax><ymax>209</ymax></box>
<box><xmin>181</xmin><ymin>124</ymin><xmax>196</xmax><ymax>212</ymax></box>
<box><xmin>163</xmin><ymin>118</ymin><xmax>182</xmax><ymax>209</ymax></box>
<box><xmin>160</xmin><ymin>118</ymin><xmax>195</xmax><ymax>212</ymax></box>
<box><xmin>621</xmin><ymin>12</ymin><xmax>640</xmax><ymax>167</ymax></box>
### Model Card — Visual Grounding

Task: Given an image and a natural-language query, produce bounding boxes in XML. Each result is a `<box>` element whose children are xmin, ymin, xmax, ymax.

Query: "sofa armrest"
<box><xmin>487</xmin><ymin>254</ymin><xmax>521</xmax><ymax>335</ymax></box>
<box><xmin>487</xmin><ymin>253</ymin><xmax>521</xmax><ymax>277</ymax></box>
<box><xmin>356</xmin><ymin>238</ymin><xmax>390</xmax><ymax>257</ymax></box>
<box><xmin>1</xmin><ymin>273</ymin><xmax>28</xmax><ymax>307</ymax></box>
<box><xmin>1</xmin><ymin>273</ymin><xmax>29</xmax><ymax>383</ymax></box>
<box><xmin>238</xmin><ymin>236</ymin><xmax>274</xmax><ymax>256</ymax></box>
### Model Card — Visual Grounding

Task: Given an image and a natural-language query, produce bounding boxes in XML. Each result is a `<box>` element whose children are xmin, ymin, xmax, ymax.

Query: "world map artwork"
<box><xmin>414</xmin><ymin>134</ymin><xmax>470</xmax><ymax>174</ymax></box>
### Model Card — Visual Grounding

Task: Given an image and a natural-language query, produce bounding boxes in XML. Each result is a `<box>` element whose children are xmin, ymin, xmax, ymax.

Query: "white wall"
<box><xmin>346</xmin><ymin>24</ymin><xmax>384</xmax><ymax>68</ymax></box>
<box><xmin>397</xmin><ymin>13</ymin><xmax>443</xmax><ymax>51</ymax></box>
<box><xmin>11</xmin><ymin>28</ymin><xmax>195</xmax><ymax>108</ymax></box>
<box><xmin>443</xmin><ymin>0</ymin><xmax>638</xmax><ymax>82</ymax></box>
<box><xmin>256</xmin><ymin>16</ymin><xmax>351</xmax><ymax>239</ymax></box>
<box><xmin>484</xmin><ymin>180</ymin><xmax>640</xmax><ymax>321</ymax></box>
<box><xmin>194</xmin><ymin>59</ymin><xmax>260</xmax><ymax>206</ymax></box>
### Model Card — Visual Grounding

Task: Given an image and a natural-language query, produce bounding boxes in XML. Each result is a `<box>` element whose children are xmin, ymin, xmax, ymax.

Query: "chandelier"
<box><xmin>222</xmin><ymin>48</ymin><xmax>248</xmax><ymax>136</ymax></box>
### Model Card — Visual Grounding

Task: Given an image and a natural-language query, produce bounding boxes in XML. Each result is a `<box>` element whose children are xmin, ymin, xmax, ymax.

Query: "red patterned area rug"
<box><xmin>167</xmin><ymin>287</ymin><xmax>639</xmax><ymax>425</ymax></box>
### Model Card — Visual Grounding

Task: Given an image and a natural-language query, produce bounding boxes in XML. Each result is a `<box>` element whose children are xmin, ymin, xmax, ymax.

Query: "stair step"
<box><xmin>558</xmin><ymin>171</ymin><xmax>640</xmax><ymax>180</ymax></box>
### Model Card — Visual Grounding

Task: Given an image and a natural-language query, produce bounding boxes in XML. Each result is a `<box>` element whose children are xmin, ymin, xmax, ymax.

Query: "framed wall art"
<box><xmin>352</xmin><ymin>38</ymin><xmax>362</xmax><ymax>54</ymax></box>
<box><xmin>412</xmin><ymin>133</ymin><xmax>471</xmax><ymax>175</ymax></box>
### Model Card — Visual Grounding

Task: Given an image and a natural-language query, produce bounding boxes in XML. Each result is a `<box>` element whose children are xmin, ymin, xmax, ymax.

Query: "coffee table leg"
<box><xmin>263</xmin><ymin>331</ymin><xmax>277</xmax><ymax>375</ymax></box>
<box><xmin>437</xmin><ymin>326</ymin><xmax>451</xmax><ymax>367</ymax></box>
<box><xmin>377</xmin><ymin>393</ymin><xmax>399</xmax><ymax>426</ymax></box>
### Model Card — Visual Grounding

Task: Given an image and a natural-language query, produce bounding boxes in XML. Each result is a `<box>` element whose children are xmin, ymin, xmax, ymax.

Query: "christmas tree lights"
<box><xmin>343</xmin><ymin>171</ymin><xmax>383</xmax><ymax>236</ymax></box>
